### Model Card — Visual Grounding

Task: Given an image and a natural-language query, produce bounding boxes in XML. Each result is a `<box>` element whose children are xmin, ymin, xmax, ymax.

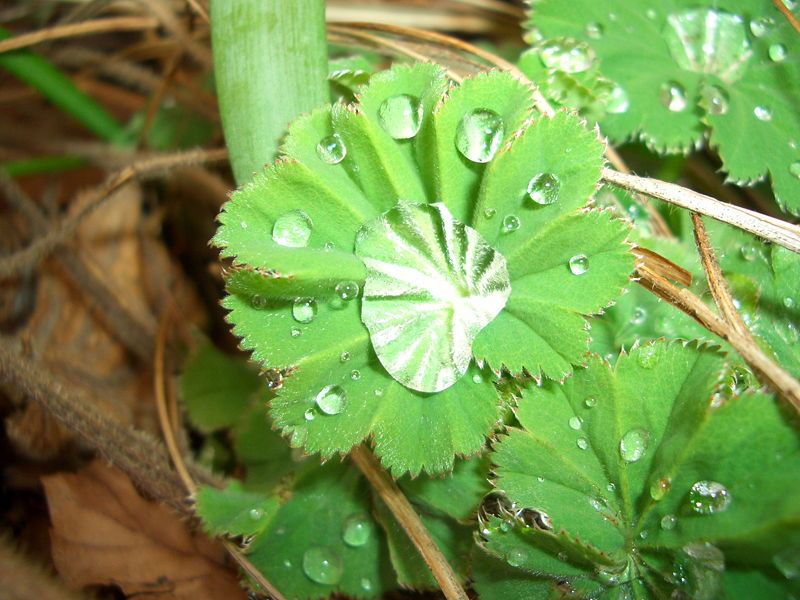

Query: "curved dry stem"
<box><xmin>774</xmin><ymin>0</ymin><xmax>800</xmax><ymax>33</ymax></box>
<box><xmin>350</xmin><ymin>445</ymin><xmax>469</xmax><ymax>600</ymax></box>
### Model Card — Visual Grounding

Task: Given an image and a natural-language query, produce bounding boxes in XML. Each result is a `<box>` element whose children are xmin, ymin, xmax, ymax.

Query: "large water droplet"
<box><xmin>342</xmin><ymin>513</ymin><xmax>372</xmax><ymax>547</ymax></box>
<box><xmin>526</xmin><ymin>173</ymin><xmax>561</xmax><ymax>205</ymax></box>
<box><xmin>773</xmin><ymin>546</ymin><xmax>800</xmax><ymax>579</ymax></box>
<box><xmin>750</xmin><ymin>17</ymin><xmax>774</xmax><ymax>37</ymax></box>
<box><xmin>790</xmin><ymin>161</ymin><xmax>800</xmax><ymax>179</ymax></box>
<box><xmin>661</xmin><ymin>514</ymin><xmax>678</xmax><ymax>530</ymax></box>
<box><xmin>701</xmin><ymin>85</ymin><xmax>729</xmax><ymax>115</ymax></box>
<box><xmin>660</xmin><ymin>81</ymin><xmax>688</xmax><ymax>112</ymax></box>
<box><xmin>455</xmin><ymin>109</ymin><xmax>505</xmax><ymax>163</ymax></box>
<box><xmin>502</xmin><ymin>214</ymin><xmax>521</xmax><ymax>233</ymax></box>
<box><xmin>769</xmin><ymin>43</ymin><xmax>788</xmax><ymax>62</ymax></box>
<box><xmin>689</xmin><ymin>480</ymin><xmax>731</xmax><ymax>514</ymax></box>
<box><xmin>293</xmin><ymin>298</ymin><xmax>317</xmax><ymax>323</ymax></box>
<box><xmin>317</xmin><ymin>133</ymin><xmax>347</xmax><ymax>164</ymax></box>
<box><xmin>315</xmin><ymin>385</ymin><xmax>347</xmax><ymax>415</ymax></box>
<box><xmin>754</xmin><ymin>105</ymin><xmax>773</xmax><ymax>121</ymax></box>
<box><xmin>273</xmin><ymin>210</ymin><xmax>313</xmax><ymax>248</ymax></box>
<box><xmin>302</xmin><ymin>546</ymin><xmax>344</xmax><ymax>584</ymax></box>
<box><xmin>335</xmin><ymin>280</ymin><xmax>360</xmax><ymax>301</ymax></box>
<box><xmin>540</xmin><ymin>38</ymin><xmax>596</xmax><ymax>73</ymax></box>
<box><xmin>378</xmin><ymin>94</ymin><xmax>423</xmax><ymax>139</ymax></box>
<box><xmin>650</xmin><ymin>477</ymin><xmax>672</xmax><ymax>500</ymax></box>
<box><xmin>507</xmin><ymin>550</ymin><xmax>525</xmax><ymax>567</ymax></box>
<box><xmin>568</xmin><ymin>254</ymin><xmax>589</xmax><ymax>275</ymax></box>
<box><xmin>619</xmin><ymin>428</ymin><xmax>649</xmax><ymax>463</ymax></box>
<box><xmin>607</xmin><ymin>84</ymin><xmax>630</xmax><ymax>114</ymax></box>
<box><xmin>568</xmin><ymin>416</ymin><xmax>583</xmax><ymax>430</ymax></box>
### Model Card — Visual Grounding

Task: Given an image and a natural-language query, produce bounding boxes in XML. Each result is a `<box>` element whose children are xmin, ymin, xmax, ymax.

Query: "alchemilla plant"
<box><xmin>187</xmin><ymin>1</ymin><xmax>800</xmax><ymax>598</ymax></box>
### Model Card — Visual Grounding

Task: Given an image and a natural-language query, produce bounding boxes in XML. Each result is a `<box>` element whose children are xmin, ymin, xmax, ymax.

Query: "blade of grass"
<box><xmin>211</xmin><ymin>0</ymin><xmax>328</xmax><ymax>183</ymax></box>
<box><xmin>0</xmin><ymin>27</ymin><xmax>126</xmax><ymax>143</ymax></box>
<box><xmin>0</xmin><ymin>155</ymin><xmax>87</xmax><ymax>177</ymax></box>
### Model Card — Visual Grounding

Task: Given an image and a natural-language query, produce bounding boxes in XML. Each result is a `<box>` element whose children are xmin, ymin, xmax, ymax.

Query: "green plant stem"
<box><xmin>0</xmin><ymin>27</ymin><xmax>125</xmax><ymax>143</ymax></box>
<box><xmin>211</xmin><ymin>0</ymin><xmax>328</xmax><ymax>184</ymax></box>
<box><xmin>0</xmin><ymin>155</ymin><xmax>87</xmax><ymax>177</ymax></box>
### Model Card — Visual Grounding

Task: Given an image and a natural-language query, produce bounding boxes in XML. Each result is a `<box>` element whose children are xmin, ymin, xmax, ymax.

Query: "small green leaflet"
<box><xmin>214</xmin><ymin>62</ymin><xmax>632</xmax><ymax>475</ymax></box>
<box><xmin>477</xmin><ymin>340</ymin><xmax>800</xmax><ymax>598</ymax></box>
<box><xmin>527</xmin><ymin>0</ymin><xmax>800</xmax><ymax>214</ymax></box>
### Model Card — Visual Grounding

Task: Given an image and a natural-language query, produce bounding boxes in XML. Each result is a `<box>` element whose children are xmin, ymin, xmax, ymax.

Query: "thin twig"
<box><xmin>774</xmin><ymin>0</ymin><xmax>800</xmax><ymax>33</ymax></box>
<box><xmin>350</xmin><ymin>445</ymin><xmax>468</xmax><ymax>600</ymax></box>
<box><xmin>185</xmin><ymin>0</ymin><xmax>210</xmax><ymax>23</ymax></box>
<box><xmin>691</xmin><ymin>214</ymin><xmax>752</xmax><ymax>339</ymax></box>
<box><xmin>0</xmin><ymin>148</ymin><xmax>228</xmax><ymax>278</ymax></box>
<box><xmin>636</xmin><ymin>267</ymin><xmax>800</xmax><ymax>412</ymax></box>
<box><xmin>602</xmin><ymin>168</ymin><xmax>800</xmax><ymax>253</ymax></box>
<box><xmin>0</xmin><ymin>16</ymin><xmax>160</xmax><ymax>54</ymax></box>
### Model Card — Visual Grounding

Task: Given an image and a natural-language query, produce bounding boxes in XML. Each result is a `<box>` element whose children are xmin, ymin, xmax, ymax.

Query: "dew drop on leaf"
<box><xmin>291</xmin><ymin>327</ymin><xmax>302</xmax><ymax>338</ymax></box>
<box><xmin>754</xmin><ymin>105</ymin><xmax>773</xmax><ymax>121</ymax></box>
<box><xmin>630</xmin><ymin>307</ymin><xmax>647</xmax><ymax>325</ymax></box>
<box><xmin>568</xmin><ymin>416</ymin><xmax>583</xmax><ymax>430</ymax></box>
<box><xmin>304</xmin><ymin>408</ymin><xmax>315</xmax><ymax>421</ymax></box>
<box><xmin>507</xmin><ymin>550</ymin><xmax>525</xmax><ymax>567</ymax></box>
<box><xmin>659</xmin><ymin>81</ymin><xmax>687</xmax><ymax>112</ymax></box>
<box><xmin>607</xmin><ymin>84</ymin><xmax>630</xmax><ymax>114</ymax></box>
<box><xmin>585</xmin><ymin>22</ymin><xmax>603</xmax><ymax>39</ymax></box>
<box><xmin>360</xmin><ymin>578</ymin><xmax>373</xmax><ymax>592</ymax></box>
<box><xmin>773</xmin><ymin>546</ymin><xmax>800</xmax><ymax>579</ymax></box>
<box><xmin>740</xmin><ymin>243</ymin><xmax>760</xmax><ymax>261</ymax></box>
<box><xmin>688</xmin><ymin>480</ymin><xmax>731</xmax><ymax>514</ymax></box>
<box><xmin>341</xmin><ymin>513</ymin><xmax>372</xmax><ymax>547</ymax></box>
<box><xmin>250</xmin><ymin>295</ymin><xmax>267</xmax><ymax>310</ymax></box>
<box><xmin>484</xmin><ymin>207</ymin><xmax>497</xmax><ymax>219</ymax></box>
<box><xmin>700</xmin><ymin>85</ymin><xmax>729</xmax><ymax>115</ymax></box>
<box><xmin>584</xmin><ymin>397</ymin><xmax>597</xmax><ymax>408</ymax></box>
<box><xmin>650</xmin><ymin>477</ymin><xmax>672</xmax><ymax>500</ymax></box>
<box><xmin>540</xmin><ymin>38</ymin><xmax>596</xmax><ymax>73</ymax></box>
<box><xmin>607</xmin><ymin>482</ymin><xmax>616</xmax><ymax>492</ymax></box>
<box><xmin>750</xmin><ymin>16</ymin><xmax>774</xmax><ymax>38</ymax></box>
<box><xmin>340</xmin><ymin>351</ymin><xmax>350</xmax><ymax>363</ymax></box>
<box><xmin>378</xmin><ymin>94</ymin><xmax>424</xmax><ymax>139</ymax></box>
<box><xmin>472</xmin><ymin>373</ymin><xmax>483</xmax><ymax>383</ymax></box>
<box><xmin>661</xmin><ymin>514</ymin><xmax>678</xmax><ymax>530</ymax></box>
<box><xmin>576</xmin><ymin>437</ymin><xmax>589</xmax><ymax>450</ymax></box>
<box><xmin>789</xmin><ymin>161</ymin><xmax>800</xmax><ymax>179</ymax></box>
<box><xmin>249</xmin><ymin>508</ymin><xmax>263</xmax><ymax>520</ymax></box>
<box><xmin>769</xmin><ymin>43</ymin><xmax>788</xmax><ymax>62</ymax></box>
<box><xmin>502</xmin><ymin>214</ymin><xmax>521</xmax><ymax>233</ymax></box>
<box><xmin>526</xmin><ymin>173</ymin><xmax>561</xmax><ymax>205</ymax></box>
<box><xmin>455</xmin><ymin>108</ymin><xmax>505</xmax><ymax>163</ymax></box>
<box><xmin>302</xmin><ymin>546</ymin><xmax>344</xmax><ymax>584</ymax></box>
<box><xmin>568</xmin><ymin>254</ymin><xmax>589</xmax><ymax>275</ymax></box>
<box><xmin>292</xmin><ymin>298</ymin><xmax>317</xmax><ymax>323</ymax></box>
<box><xmin>619</xmin><ymin>428</ymin><xmax>649</xmax><ymax>463</ymax></box>
<box><xmin>637</xmin><ymin>345</ymin><xmax>659</xmax><ymax>368</ymax></box>
<box><xmin>374</xmin><ymin>388</ymin><xmax>384</xmax><ymax>397</ymax></box>
<box><xmin>316</xmin><ymin>133</ymin><xmax>347</xmax><ymax>164</ymax></box>
<box><xmin>350</xmin><ymin>369</ymin><xmax>361</xmax><ymax>381</ymax></box>
<box><xmin>315</xmin><ymin>385</ymin><xmax>347</xmax><ymax>415</ymax></box>
<box><xmin>785</xmin><ymin>296</ymin><xmax>796</xmax><ymax>309</ymax></box>
<box><xmin>272</xmin><ymin>210</ymin><xmax>313</xmax><ymax>248</ymax></box>
<box><xmin>335</xmin><ymin>280</ymin><xmax>360</xmax><ymax>301</ymax></box>
<box><xmin>639</xmin><ymin>529</ymin><xmax>649</xmax><ymax>540</ymax></box>
<box><xmin>283</xmin><ymin>559</ymin><xmax>292</xmax><ymax>568</ymax></box>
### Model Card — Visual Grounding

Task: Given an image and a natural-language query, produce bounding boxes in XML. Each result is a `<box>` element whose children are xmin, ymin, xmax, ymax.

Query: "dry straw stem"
<box><xmin>774</xmin><ymin>0</ymin><xmax>800</xmax><ymax>33</ymax></box>
<box><xmin>0</xmin><ymin>16</ymin><xmax>160</xmax><ymax>54</ymax></box>
<box><xmin>0</xmin><ymin>147</ymin><xmax>228</xmax><ymax>279</ymax></box>
<box><xmin>602</xmin><ymin>169</ymin><xmax>800</xmax><ymax>253</ymax></box>
<box><xmin>637</xmin><ymin>267</ymin><xmax>800</xmax><ymax>412</ymax></box>
<box><xmin>350</xmin><ymin>445</ymin><xmax>469</xmax><ymax>600</ymax></box>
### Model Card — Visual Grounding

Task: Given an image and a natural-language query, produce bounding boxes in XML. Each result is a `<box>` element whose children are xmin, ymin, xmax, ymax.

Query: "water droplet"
<box><xmin>350</xmin><ymin>369</ymin><xmax>361</xmax><ymax>381</ymax></box>
<box><xmin>689</xmin><ymin>481</ymin><xmax>731</xmax><ymax>514</ymax></box>
<box><xmin>472</xmin><ymin>373</ymin><xmax>483</xmax><ymax>383</ymax></box>
<box><xmin>584</xmin><ymin>397</ymin><xmax>597</xmax><ymax>408</ymax></box>
<box><xmin>660</xmin><ymin>81</ymin><xmax>687</xmax><ymax>112</ymax></box>
<box><xmin>607</xmin><ymin>84</ymin><xmax>630</xmax><ymax>114</ymax></box>
<box><xmin>782</xmin><ymin>0</ymin><xmax>798</xmax><ymax>10</ymax></box>
<box><xmin>340</xmin><ymin>351</ymin><xmax>350</xmax><ymax>362</ymax></box>
<box><xmin>315</xmin><ymin>385</ymin><xmax>347</xmax><ymax>415</ymax></box>
<box><xmin>661</xmin><ymin>514</ymin><xmax>678</xmax><ymax>530</ymax></box>
<box><xmin>374</xmin><ymin>388</ymin><xmax>384</xmax><ymax>397</ymax></box>
<box><xmin>537</xmin><ymin>476</ymin><xmax>545</xmax><ymax>483</ymax></box>
<box><xmin>639</xmin><ymin>529</ymin><xmax>649</xmax><ymax>540</ymax></box>
<box><xmin>304</xmin><ymin>408</ymin><xmax>315</xmax><ymax>421</ymax></box>
<box><xmin>630</xmin><ymin>307</ymin><xmax>647</xmax><ymax>326</ymax></box>
<box><xmin>335</xmin><ymin>280</ymin><xmax>360</xmax><ymax>301</ymax></box>
<box><xmin>750</xmin><ymin>17</ymin><xmax>774</xmax><ymax>38</ymax></box>
<box><xmin>790</xmin><ymin>161</ymin><xmax>800</xmax><ymax>179</ymax></box>
<box><xmin>769</xmin><ymin>43</ymin><xmax>788</xmax><ymax>62</ymax></box>
<box><xmin>316</xmin><ymin>133</ymin><xmax>347</xmax><ymax>164</ymax></box>
<box><xmin>273</xmin><ymin>210</ymin><xmax>313</xmax><ymax>248</ymax></box>
<box><xmin>342</xmin><ymin>513</ymin><xmax>372</xmax><ymax>546</ymax></box>
<box><xmin>650</xmin><ymin>477</ymin><xmax>672</xmax><ymax>500</ymax></box>
<box><xmin>378</xmin><ymin>94</ymin><xmax>423</xmax><ymax>139</ymax></box>
<box><xmin>740</xmin><ymin>243</ymin><xmax>759</xmax><ymax>261</ymax></box>
<box><xmin>577</xmin><ymin>437</ymin><xmax>589</xmax><ymax>450</ymax></box>
<box><xmin>589</xmin><ymin>497</ymin><xmax>604</xmax><ymax>511</ymax></box>
<box><xmin>249</xmin><ymin>508</ymin><xmax>263</xmax><ymax>520</ymax></box>
<box><xmin>291</xmin><ymin>327</ymin><xmax>302</xmax><ymax>338</ymax></box>
<box><xmin>754</xmin><ymin>105</ymin><xmax>773</xmax><ymax>121</ymax></box>
<box><xmin>568</xmin><ymin>254</ymin><xmax>589</xmax><ymax>275</ymax></box>
<box><xmin>250</xmin><ymin>295</ymin><xmax>267</xmax><ymax>310</ymax></box>
<box><xmin>619</xmin><ymin>428</ymin><xmax>649</xmax><ymax>463</ymax></box>
<box><xmin>557</xmin><ymin>551</ymin><xmax>568</xmax><ymax>562</ymax></box>
<box><xmin>292</xmin><ymin>298</ymin><xmax>317</xmax><ymax>323</ymax></box>
<box><xmin>283</xmin><ymin>559</ymin><xmax>292</xmax><ymax>568</ymax></box>
<box><xmin>646</xmin><ymin>8</ymin><xmax>658</xmax><ymax>19</ymax></box>
<box><xmin>324</xmin><ymin>241</ymin><xmax>335</xmax><ymax>252</ymax></box>
<box><xmin>540</xmin><ymin>38</ymin><xmax>596</xmax><ymax>73</ymax></box>
<box><xmin>773</xmin><ymin>547</ymin><xmax>800</xmax><ymax>579</ymax></box>
<box><xmin>360</xmin><ymin>577</ymin><xmax>373</xmax><ymax>592</ymax></box>
<box><xmin>585</xmin><ymin>22</ymin><xmax>604</xmax><ymax>39</ymax></box>
<box><xmin>784</xmin><ymin>296</ymin><xmax>795</xmax><ymax>309</ymax></box>
<box><xmin>637</xmin><ymin>345</ymin><xmax>659</xmax><ymax>369</ymax></box>
<box><xmin>507</xmin><ymin>550</ymin><xmax>525</xmax><ymax>567</ymax></box>
<box><xmin>499</xmin><ymin>520</ymin><xmax>512</xmax><ymax>532</ymax></box>
<box><xmin>240</xmin><ymin>221</ymin><xmax>248</xmax><ymax>229</ymax></box>
<box><xmin>607</xmin><ymin>482</ymin><xmax>616</xmax><ymax>492</ymax></box>
<box><xmin>701</xmin><ymin>85</ymin><xmax>729</xmax><ymax>115</ymax></box>
<box><xmin>502</xmin><ymin>214</ymin><xmax>521</xmax><ymax>233</ymax></box>
<box><xmin>526</xmin><ymin>173</ymin><xmax>561</xmax><ymax>205</ymax></box>
<box><xmin>568</xmin><ymin>416</ymin><xmax>583</xmax><ymax>430</ymax></box>
<box><xmin>455</xmin><ymin>108</ymin><xmax>505</xmax><ymax>163</ymax></box>
<box><xmin>302</xmin><ymin>546</ymin><xmax>344</xmax><ymax>584</ymax></box>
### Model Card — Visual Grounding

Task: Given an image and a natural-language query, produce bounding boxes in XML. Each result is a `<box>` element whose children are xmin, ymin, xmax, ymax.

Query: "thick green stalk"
<box><xmin>211</xmin><ymin>0</ymin><xmax>328</xmax><ymax>184</ymax></box>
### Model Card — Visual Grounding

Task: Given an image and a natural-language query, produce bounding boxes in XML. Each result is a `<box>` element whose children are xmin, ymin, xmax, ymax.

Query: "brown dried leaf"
<box><xmin>42</xmin><ymin>461</ymin><xmax>246</xmax><ymax>600</ymax></box>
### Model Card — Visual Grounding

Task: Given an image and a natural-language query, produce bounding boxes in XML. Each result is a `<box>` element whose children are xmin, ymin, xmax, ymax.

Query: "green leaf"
<box><xmin>195</xmin><ymin>482</ymin><xmax>279</xmax><ymax>537</ymax></box>
<box><xmin>482</xmin><ymin>340</ymin><xmax>800</xmax><ymax>597</ymax></box>
<box><xmin>472</xmin><ymin>547</ymin><xmax>556</xmax><ymax>600</ymax></box>
<box><xmin>527</xmin><ymin>0</ymin><xmax>800</xmax><ymax>214</ymax></box>
<box><xmin>233</xmin><ymin>406</ymin><xmax>296</xmax><ymax>492</ymax></box>
<box><xmin>215</xmin><ymin>63</ymin><xmax>632</xmax><ymax>475</ymax></box>
<box><xmin>180</xmin><ymin>342</ymin><xmax>262</xmax><ymax>432</ymax></box>
<box><xmin>247</xmin><ymin>462</ymin><xmax>395</xmax><ymax>599</ymax></box>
